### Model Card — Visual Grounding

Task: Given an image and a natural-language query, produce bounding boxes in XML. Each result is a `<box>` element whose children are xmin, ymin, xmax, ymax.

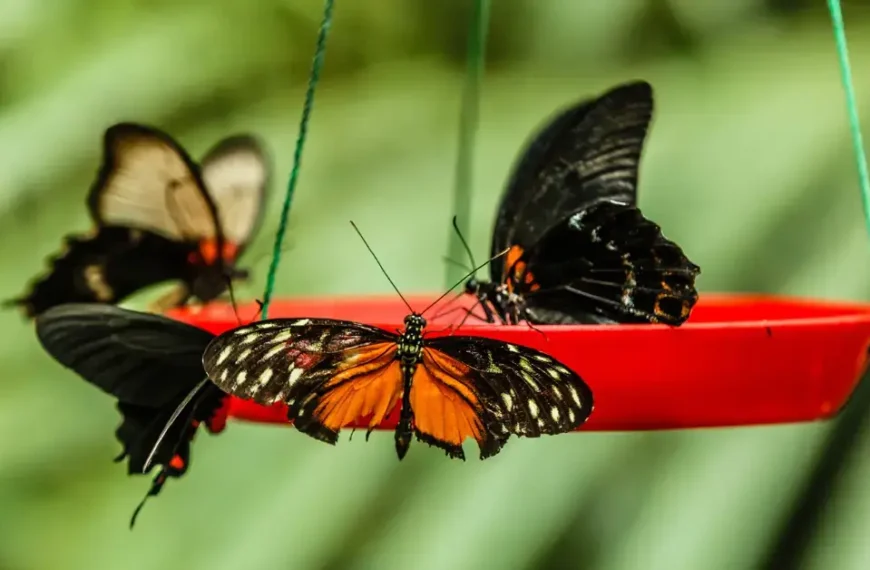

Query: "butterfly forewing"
<box><xmin>202</xmin><ymin>319</ymin><xmax>401</xmax><ymax>443</ymax></box>
<box><xmin>36</xmin><ymin>303</ymin><xmax>216</xmax><ymax>406</ymax></box>
<box><xmin>422</xmin><ymin>336</ymin><xmax>593</xmax><ymax>458</ymax></box>
<box><xmin>34</xmin><ymin>303</ymin><xmax>229</xmax><ymax>523</ymax></box>
<box><xmin>89</xmin><ymin>123</ymin><xmax>219</xmax><ymax>242</ymax></box>
<box><xmin>491</xmin><ymin>81</ymin><xmax>653</xmax><ymax>277</ymax></box>
<box><xmin>200</xmin><ymin>135</ymin><xmax>270</xmax><ymax>256</ymax></box>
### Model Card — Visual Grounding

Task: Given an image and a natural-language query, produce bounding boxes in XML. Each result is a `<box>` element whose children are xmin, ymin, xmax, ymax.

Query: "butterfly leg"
<box><xmin>433</xmin><ymin>304</ymin><xmax>490</xmax><ymax>325</ymax></box>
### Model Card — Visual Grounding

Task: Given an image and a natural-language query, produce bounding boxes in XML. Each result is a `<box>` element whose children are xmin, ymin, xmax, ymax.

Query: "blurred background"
<box><xmin>1</xmin><ymin>0</ymin><xmax>870</xmax><ymax>568</ymax></box>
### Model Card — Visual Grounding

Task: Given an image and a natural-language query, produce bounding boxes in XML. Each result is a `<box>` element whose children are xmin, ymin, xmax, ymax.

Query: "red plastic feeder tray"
<box><xmin>168</xmin><ymin>293</ymin><xmax>870</xmax><ymax>431</ymax></box>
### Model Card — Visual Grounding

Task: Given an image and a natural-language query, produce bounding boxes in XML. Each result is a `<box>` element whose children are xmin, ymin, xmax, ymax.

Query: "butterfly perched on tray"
<box><xmin>201</xmin><ymin>220</ymin><xmax>595</xmax><ymax>461</ymax></box>
<box><xmin>7</xmin><ymin>123</ymin><xmax>270</xmax><ymax>318</ymax></box>
<box><xmin>34</xmin><ymin>303</ymin><xmax>230</xmax><ymax>527</ymax></box>
<box><xmin>463</xmin><ymin>80</ymin><xmax>700</xmax><ymax>326</ymax></box>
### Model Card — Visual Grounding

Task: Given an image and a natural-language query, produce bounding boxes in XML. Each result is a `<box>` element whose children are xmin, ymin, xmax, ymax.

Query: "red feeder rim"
<box><xmin>167</xmin><ymin>293</ymin><xmax>870</xmax><ymax>431</ymax></box>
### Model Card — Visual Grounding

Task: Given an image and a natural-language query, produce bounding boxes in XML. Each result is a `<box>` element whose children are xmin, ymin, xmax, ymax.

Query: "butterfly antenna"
<box><xmin>350</xmin><ymin>221</ymin><xmax>413</xmax><ymax>313</ymax></box>
<box><xmin>442</xmin><ymin>255</ymin><xmax>472</xmax><ymax>273</ymax></box>
<box><xmin>452</xmin><ymin>215</ymin><xmax>478</xmax><ymax>270</ymax></box>
<box><xmin>142</xmin><ymin>379</ymin><xmax>209</xmax><ymax>473</ymax></box>
<box><xmin>421</xmin><ymin>247</ymin><xmax>510</xmax><ymax>316</ymax></box>
<box><xmin>224</xmin><ymin>275</ymin><xmax>242</xmax><ymax>327</ymax></box>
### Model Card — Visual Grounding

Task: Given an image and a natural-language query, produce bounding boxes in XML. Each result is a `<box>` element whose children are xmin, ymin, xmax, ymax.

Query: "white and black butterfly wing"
<box><xmin>200</xmin><ymin>135</ymin><xmax>269</xmax><ymax>256</ymax></box>
<box><xmin>88</xmin><ymin>123</ymin><xmax>220</xmax><ymax>242</ymax></box>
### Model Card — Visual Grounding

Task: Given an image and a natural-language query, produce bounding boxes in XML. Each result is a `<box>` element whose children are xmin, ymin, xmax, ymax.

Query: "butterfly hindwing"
<box><xmin>490</xmin><ymin>81</ymin><xmax>653</xmax><ymax>278</ymax></box>
<box><xmin>200</xmin><ymin>134</ymin><xmax>270</xmax><ymax>258</ymax></box>
<box><xmin>34</xmin><ymin>304</ymin><xmax>228</xmax><ymax>522</ymax></box>
<box><xmin>420</xmin><ymin>336</ymin><xmax>593</xmax><ymax>459</ymax></box>
<box><xmin>7</xmin><ymin>227</ymin><xmax>194</xmax><ymax>317</ymax></box>
<box><xmin>511</xmin><ymin>202</ymin><xmax>700</xmax><ymax>325</ymax></box>
<box><xmin>202</xmin><ymin>319</ymin><xmax>400</xmax><ymax>444</ymax></box>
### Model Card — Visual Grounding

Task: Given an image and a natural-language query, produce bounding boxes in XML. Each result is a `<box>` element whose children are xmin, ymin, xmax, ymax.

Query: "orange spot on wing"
<box><xmin>195</xmin><ymin>239</ymin><xmax>240</xmax><ymax>265</ymax></box>
<box><xmin>504</xmin><ymin>245</ymin><xmax>524</xmax><ymax>274</ymax></box>
<box><xmin>411</xmin><ymin>349</ymin><xmax>484</xmax><ymax>447</ymax></box>
<box><xmin>314</xmin><ymin>343</ymin><xmax>402</xmax><ymax>431</ymax></box>
<box><xmin>168</xmin><ymin>455</ymin><xmax>185</xmax><ymax>470</ymax></box>
<box><xmin>503</xmin><ymin>244</ymin><xmax>539</xmax><ymax>293</ymax></box>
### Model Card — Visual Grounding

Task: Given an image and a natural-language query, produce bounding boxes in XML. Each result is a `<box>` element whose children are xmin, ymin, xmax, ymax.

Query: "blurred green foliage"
<box><xmin>1</xmin><ymin>1</ymin><xmax>870</xmax><ymax>568</ymax></box>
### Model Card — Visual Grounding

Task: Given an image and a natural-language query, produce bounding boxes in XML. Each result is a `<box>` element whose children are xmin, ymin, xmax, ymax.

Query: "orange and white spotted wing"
<box><xmin>201</xmin><ymin>319</ymin><xmax>402</xmax><ymax>444</ymax></box>
<box><xmin>202</xmin><ymin>319</ymin><xmax>595</xmax><ymax>460</ymax></box>
<box><xmin>417</xmin><ymin>337</ymin><xmax>593</xmax><ymax>459</ymax></box>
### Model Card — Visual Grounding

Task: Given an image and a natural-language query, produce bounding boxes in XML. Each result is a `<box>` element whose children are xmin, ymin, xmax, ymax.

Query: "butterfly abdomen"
<box><xmin>395</xmin><ymin>314</ymin><xmax>426</xmax><ymax>459</ymax></box>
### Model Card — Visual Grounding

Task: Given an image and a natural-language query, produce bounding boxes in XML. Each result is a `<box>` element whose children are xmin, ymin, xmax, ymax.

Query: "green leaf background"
<box><xmin>1</xmin><ymin>1</ymin><xmax>869</xmax><ymax>568</ymax></box>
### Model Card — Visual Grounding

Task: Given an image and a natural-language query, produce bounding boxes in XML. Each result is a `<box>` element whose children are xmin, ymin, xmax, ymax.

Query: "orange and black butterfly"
<box><xmin>35</xmin><ymin>303</ymin><xmax>230</xmax><ymax>527</ymax></box>
<box><xmin>201</xmin><ymin>312</ymin><xmax>594</xmax><ymax>460</ymax></box>
<box><xmin>464</xmin><ymin>80</ymin><xmax>700</xmax><ymax>325</ymax></box>
<box><xmin>7</xmin><ymin>123</ymin><xmax>270</xmax><ymax>318</ymax></box>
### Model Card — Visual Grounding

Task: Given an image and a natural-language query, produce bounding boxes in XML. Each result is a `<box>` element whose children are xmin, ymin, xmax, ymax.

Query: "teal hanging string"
<box><xmin>260</xmin><ymin>0</ymin><xmax>335</xmax><ymax>320</ymax></box>
<box><xmin>445</xmin><ymin>0</ymin><xmax>491</xmax><ymax>288</ymax></box>
<box><xmin>827</xmin><ymin>0</ymin><xmax>870</xmax><ymax>238</ymax></box>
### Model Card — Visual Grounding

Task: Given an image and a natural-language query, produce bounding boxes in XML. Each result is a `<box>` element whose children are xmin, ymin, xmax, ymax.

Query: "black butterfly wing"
<box><xmin>88</xmin><ymin>123</ymin><xmax>221</xmax><ymax>244</ymax></box>
<box><xmin>420</xmin><ymin>336</ymin><xmax>594</xmax><ymax>459</ymax></box>
<box><xmin>202</xmin><ymin>319</ymin><xmax>400</xmax><ymax>445</ymax></box>
<box><xmin>35</xmin><ymin>304</ymin><xmax>227</xmax><ymax>514</ymax></box>
<box><xmin>7</xmin><ymin>227</ymin><xmax>195</xmax><ymax>318</ymax></box>
<box><xmin>200</xmin><ymin>134</ymin><xmax>270</xmax><ymax>259</ymax></box>
<box><xmin>490</xmin><ymin>81</ymin><xmax>653</xmax><ymax>279</ymax></box>
<box><xmin>513</xmin><ymin>202</ymin><xmax>700</xmax><ymax>325</ymax></box>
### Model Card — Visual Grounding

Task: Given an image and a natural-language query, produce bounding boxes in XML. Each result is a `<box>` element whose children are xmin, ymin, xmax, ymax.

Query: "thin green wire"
<box><xmin>445</xmin><ymin>0</ymin><xmax>491</xmax><ymax>288</ymax></box>
<box><xmin>260</xmin><ymin>0</ymin><xmax>335</xmax><ymax>319</ymax></box>
<box><xmin>827</xmin><ymin>0</ymin><xmax>870</xmax><ymax>237</ymax></box>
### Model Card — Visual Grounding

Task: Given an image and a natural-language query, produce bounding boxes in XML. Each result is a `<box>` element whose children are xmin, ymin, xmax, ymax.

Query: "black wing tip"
<box><xmin>414</xmin><ymin>431</ymin><xmax>467</xmax><ymax>461</ymax></box>
<box><xmin>607</xmin><ymin>79</ymin><xmax>652</xmax><ymax>98</ymax></box>
<box><xmin>478</xmin><ymin>435</ymin><xmax>508</xmax><ymax>460</ymax></box>
<box><xmin>293</xmin><ymin>416</ymin><xmax>340</xmax><ymax>446</ymax></box>
<box><xmin>104</xmin><ymin>122</ymin><xmax>172</xmax><ymax>144</ymax></box>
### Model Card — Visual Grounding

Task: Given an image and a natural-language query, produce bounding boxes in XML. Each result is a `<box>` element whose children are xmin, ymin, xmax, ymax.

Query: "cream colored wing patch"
<box><xmin>200</xmin><ymin>135</ymin><xmax>269</xmax><ymax>250</ymax></box>
<box><xmin>90</xmin><ymin>123</ymin><xmax>217</xmax><ymax>242</ymax></box>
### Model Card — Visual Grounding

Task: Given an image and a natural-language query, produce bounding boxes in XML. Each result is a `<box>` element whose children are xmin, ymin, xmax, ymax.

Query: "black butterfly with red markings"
<box><xmin>464</xmin><ymin>80</ymin><xmax>700</xmax><ymax>325</ymax></box>
<box><xmin>7</xmin><ymin>123</ymin><xmax>269</xmax><ymax>318</ymax></box>
<box><xmin>202</xmin><ymin>313</ymin><xmax>594</xmax><ymax>460</ymax></box>
<box><xmin>35</xmin><ymin>303</ymin><xmax>229</xmax><ymax>527</ymax></box>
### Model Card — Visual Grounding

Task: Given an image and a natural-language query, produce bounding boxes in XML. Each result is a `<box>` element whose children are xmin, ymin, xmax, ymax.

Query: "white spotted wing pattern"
<box><xmin>201</xmin><ymin>317</ymin><xmax>594</xmax><ymax>460</ymax></box>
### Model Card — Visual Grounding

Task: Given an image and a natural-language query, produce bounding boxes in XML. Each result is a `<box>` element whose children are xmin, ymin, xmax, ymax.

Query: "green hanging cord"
<box><xmin>827</xmin><ymin>0</ymin><xmax>870</xmax><ymax>237</ymax></box>
<box><xmin>445</xmin><ymin>0</ymin><xmax>492</xmax><ymax>288</ymax></box>
<box><xmin>260</xmin><ymin>0</ymin><xmax>335</xmax><ymax>319</ymax></box>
